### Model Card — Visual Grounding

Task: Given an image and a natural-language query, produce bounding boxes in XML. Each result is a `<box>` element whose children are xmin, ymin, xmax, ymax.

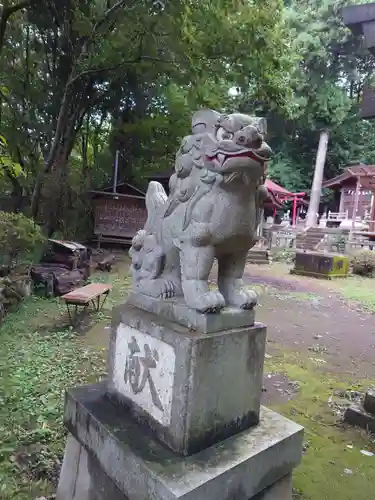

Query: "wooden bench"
<box><xmin>61</xmin><ymin>283</ymin><xmax>112</xmax><ymax>326</ymax></box>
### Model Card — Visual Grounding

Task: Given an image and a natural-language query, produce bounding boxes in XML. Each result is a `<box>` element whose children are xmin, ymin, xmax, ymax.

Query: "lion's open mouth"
<box><xmin>206</xmin><ymin>149</ymin><xmax>269</xmax><ymax>167</ymax></box>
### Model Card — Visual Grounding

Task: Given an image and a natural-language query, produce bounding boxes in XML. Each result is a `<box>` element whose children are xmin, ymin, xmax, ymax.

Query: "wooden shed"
<box><xmin>322</xmin><ymin>163</ymin><xmax>375</xmax><ymax>220</ymax></box>
<box><xmin>90</xmin><ymin>182</ymin><xmax>147</xmax><ymax>246</ymax></box>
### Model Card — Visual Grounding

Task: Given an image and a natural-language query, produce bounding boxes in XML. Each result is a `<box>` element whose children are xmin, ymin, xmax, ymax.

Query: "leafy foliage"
<box><xmin>0</xmin><ymin>0</ymin><xmax>295</xmax><ymax>235</ymax></box>
<box><xmin>0</xmin><ymin>0</ymin><xmax>374</xmax><ymax>232</ymax></box>
<box><xmin>351</xmin><ymin>250</ymin><xmax>375</xmax><ymax>277</ymax></box>
<box><xmin>0</xmin><ymin>134</ymin><xmax>23</xmax><ymax>178</ymax></box>
<box><xmin>0</xmin><ymin>212</ymin><xmax>45</xmax><ymax>268</ymax></box>
<box><xmin>272</xmin><ymin>247</ymin><xmax>296</xmax><ymax>264</ymax></box>
<box><xmin>267</xmin><ymin>0</ymin><xmax>375</xmax><ymax>195</ymax></box>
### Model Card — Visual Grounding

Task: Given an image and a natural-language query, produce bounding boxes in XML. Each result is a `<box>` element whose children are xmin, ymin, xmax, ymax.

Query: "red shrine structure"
<box><xmin>264</xmin><ymin>179</ymin><xmax>306</xmax><ymax>226</ymax></box>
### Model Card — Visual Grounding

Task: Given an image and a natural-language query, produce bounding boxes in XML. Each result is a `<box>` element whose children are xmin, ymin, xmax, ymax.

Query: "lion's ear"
<box><xmin>191</xmin><ymin>109</ymin><xmax>221</xmax><ymax>135</ymax></box>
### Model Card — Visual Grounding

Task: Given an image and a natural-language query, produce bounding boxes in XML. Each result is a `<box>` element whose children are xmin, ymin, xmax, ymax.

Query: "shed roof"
<box><xmin>322</xmin><ymin>164</ymin><xmax>375</xmax><ymax>188</ymax></box>
<box><xmin>100</xmin><ymin>181</ymin><xmax>146</xmax><ymax>196</ymax></box>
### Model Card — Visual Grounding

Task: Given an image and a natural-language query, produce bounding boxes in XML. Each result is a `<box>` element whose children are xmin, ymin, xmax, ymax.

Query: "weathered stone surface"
<box><xmin>56</xmin><ymin>434</ymin><xmax>128</xmax><ymax>500</ymax></box>
<box><xmin>57</xmin><ymin>435</ymin><xmax>293</xmax><ymax>500</ymax></box>
<box><xmin>253</xmin><ymin>474</ymin><xmax>292</xmax><ymax>500</ymax></box>
<box><xmin>364</xmin><ymin>389</ymin><xmax>375</xmax><ymax>415</ymax></box>
<box><xmin>128</xmin><ymin>109</ymin><xmax>272</xmax><ymax>313</ymax></box>
<box><xmin>107</xmin><ymin>303</ymin><xmax>266</xmax><ymax>455</ymax></box>
<box><xmin>62</xmin><ymin>383</ymin><xmax>304</xmax><ymax>500</ymax></box>
<box><xmin>292</xmin><ymin>250</ymin><xmax>349</xmax><ymax>279</ymax></box>
<box><xmin>128</xmin><ymin>291</ymin><xmax>255</xmax><ymax>333</ymax></box>
<box><xmin>344</xmin><ymin>404</ymin><xmax>375</xmax><ymax>433</ymax></box>
<box><xmin>57</xmin><ymin>434</ymin><xmax>91</xmax><ymax>500</ymax></box>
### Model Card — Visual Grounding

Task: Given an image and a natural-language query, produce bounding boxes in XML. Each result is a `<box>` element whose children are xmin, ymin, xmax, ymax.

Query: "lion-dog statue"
<box><xmin>129</xmin><ymin>109</ymin><xmax>272</xmax><ymax>313</ymax></box>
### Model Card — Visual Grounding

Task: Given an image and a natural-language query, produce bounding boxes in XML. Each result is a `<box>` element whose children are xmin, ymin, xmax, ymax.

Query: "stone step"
<box><xmin>296</xmin><ymin>228</ymin><xmax>326</xmax><ymax>251</ymax></box>
<box><xmin>247</xmin><ymin>250</ymin><xmax>271</xmax><ymax>265</ymax></box>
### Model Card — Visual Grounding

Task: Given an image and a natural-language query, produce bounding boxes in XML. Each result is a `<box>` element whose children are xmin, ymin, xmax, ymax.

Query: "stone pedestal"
<box><xmin>107</xmin><ymin>302</ymin><xmax>266</xmax><ymax>455</ymax></box>
<box><xmin>56</xmin><ymin>296</ymin><xmax>304</xmax><ymax>500</ymax></box>
<box><xmin>57</xmin><ymin>384</ymin><xmax>303</xmax><ymax>500</ymax></box>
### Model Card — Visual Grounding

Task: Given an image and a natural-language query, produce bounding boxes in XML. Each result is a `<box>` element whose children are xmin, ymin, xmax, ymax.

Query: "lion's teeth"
<box><xmin>217</xmin><ymin>153</ymin><xmax>225</xmax><ymax>163</ymax></box>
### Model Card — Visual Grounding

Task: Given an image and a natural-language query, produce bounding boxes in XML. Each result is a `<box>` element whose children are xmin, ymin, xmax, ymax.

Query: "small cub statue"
<box><xmin>129</xmin><ymin>109</ymin><xmax>272</xmax><ymax>313</ymax></box>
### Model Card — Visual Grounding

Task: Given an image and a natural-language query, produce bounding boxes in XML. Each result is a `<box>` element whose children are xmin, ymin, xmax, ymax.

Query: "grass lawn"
<box><xmin>329</xmin><ymin>275</ymin><xmax>375</xmax><ymax>312</ymax></box>
<box><xmin>0</xmin><ymin>261</ymin><xmax>131</xmax><ymax>499</ymax></box>
<box><xmin>265</xmin><ymin>351</ymin><xmax>375</xmax><ymax>500</ymax></box>
<box><xmin>1</xmin><ymin>256</ymin><xmax>375</xmax><ymax>499</ymax></box>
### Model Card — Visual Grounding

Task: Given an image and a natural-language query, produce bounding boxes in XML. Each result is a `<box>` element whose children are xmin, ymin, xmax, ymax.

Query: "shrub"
<box><xmin>0</xmin><ymin>212</ymin><xmax>45</xmax><ymax>270</ymax></box>
<box><xmin>351</xmin><ymin>250</ymin><xmax>375</xmax><ymax>277</ymax></box>
<box><xmin>330</xmin><ymin>234</ymin><xmax>346</xmax><ymax>253</ymax></box>
<box><xmin>272</xmin><ymin>247</ymin><xmax>296</xmax><ymax>264</ymax></box>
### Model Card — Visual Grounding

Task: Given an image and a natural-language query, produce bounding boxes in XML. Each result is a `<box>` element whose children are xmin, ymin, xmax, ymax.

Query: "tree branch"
<box><xmin>94</xmin><ymin>0</ymin><xmax>138</xmax><ymax>33</ymax></box>
<box><xmin>66</xmin><ymin>55</ymin><xmax>175</xmax><ymax>89</ymax></box>
<box><xmin>6</xmin><ymin>0</ymin><xmax>30</xmax><ymax>17</ymax></box>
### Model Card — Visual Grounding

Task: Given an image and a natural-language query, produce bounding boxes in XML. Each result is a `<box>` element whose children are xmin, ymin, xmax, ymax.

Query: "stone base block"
<box><xmin>127</xmin><ymin>292</ymin><xmax>255</xmax><ymax>333</ymax></box>
<box><xmin>344</xmin><ymin>404</ymin><xmax>375</xmax><ymax>433</ymax></box>
<box><xmin>57</xmin><ymin>383</ymin><xmax>304</xmax><ymax>500</ymax></box>
<box><xmin>108</xmin><ymin>303</ymin><xmax>266</xmax><ymax>455</ymax></box>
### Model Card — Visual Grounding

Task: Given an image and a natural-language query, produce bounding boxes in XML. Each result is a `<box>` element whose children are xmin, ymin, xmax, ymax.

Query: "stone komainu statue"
<box><xmin>129</xmin><ymin>109</ymin><xmax>272</xmax><ymax>313</ymax></box>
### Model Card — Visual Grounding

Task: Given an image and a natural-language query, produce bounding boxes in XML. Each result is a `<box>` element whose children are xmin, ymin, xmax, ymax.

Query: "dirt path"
<box><xmin>244</xmin><ymin>265</ymin><xmax>375</xmax><ymax>379</ymax></box>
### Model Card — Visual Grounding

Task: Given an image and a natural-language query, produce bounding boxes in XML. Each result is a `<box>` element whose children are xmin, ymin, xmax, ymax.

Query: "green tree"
<box><xmin>267</xmin><ymin>0</ymin><xmax>375</xmax><ymax>216</ymax></box>
<box><xmin>0</xmin><ymin>0</ymin><xmax>296</xmax><ymax>236</ymax></box>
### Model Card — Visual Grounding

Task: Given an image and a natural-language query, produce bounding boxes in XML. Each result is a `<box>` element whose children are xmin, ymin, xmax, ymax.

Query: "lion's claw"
<box><xmin>195</xmin><ymin>291</ymin><xmax>225</xmax><ymax>313</ymax></box>
<box><xmin>225</xmin><ymin>287</ymin><xmax>258</xmax><ymax>310</ymax></box>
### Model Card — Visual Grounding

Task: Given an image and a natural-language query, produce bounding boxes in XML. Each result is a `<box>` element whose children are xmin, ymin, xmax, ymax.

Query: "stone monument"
<box><xmin>56</xmin><ymin>109</ymin><xmax>304</xmax><ymax>500</ymax></box>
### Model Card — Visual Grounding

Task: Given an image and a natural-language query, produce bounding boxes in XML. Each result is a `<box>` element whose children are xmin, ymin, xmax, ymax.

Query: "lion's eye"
<box><xmin>216</xmin><ymin>127</ymin><xmax>233</xmax><ymax>141</ymax></box>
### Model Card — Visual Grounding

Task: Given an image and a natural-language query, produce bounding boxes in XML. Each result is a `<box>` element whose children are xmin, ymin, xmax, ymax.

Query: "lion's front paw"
<box><xmin>188</xmin><ymin>291</ymin><xmax>226</xmax><ymax>313</ymax></box>
<box><xmin>225</xmin><ymin>287</ymin><xmax>258</xmax><ymax>310</ymax></box>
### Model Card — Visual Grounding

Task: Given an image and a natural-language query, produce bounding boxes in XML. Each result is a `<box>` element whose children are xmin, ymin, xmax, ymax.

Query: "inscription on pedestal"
<box><xmin>112</xmin><ymin>324</ymin><xmax>176</xmax><ymax>426</ymax></box>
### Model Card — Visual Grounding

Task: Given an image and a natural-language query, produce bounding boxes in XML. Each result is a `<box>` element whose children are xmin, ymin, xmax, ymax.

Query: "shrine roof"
<box><xmin>322</xmin><ymin>164</ymin><xmax>375</xmax><ymax>188</ymax></box>
<box><xmin>265</xmin><ymin>179</ymin><xmax>293</xmax><ymax>196</ymax></box>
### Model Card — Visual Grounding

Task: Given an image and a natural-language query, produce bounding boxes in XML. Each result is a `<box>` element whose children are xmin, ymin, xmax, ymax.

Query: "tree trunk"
<box><xmin>305</xmin><ymin>130</ymin><xmax>329</xmax><ymax>228</ymax></box>
<box><xmin>43</xmin><ymin>136</ymin><xmax>77</xmax><ymax>236</ymax></box>
<box><xmin>30</xmin><ymin>86</ymin><xmax>74</xmax><ymax>220</ymax></box>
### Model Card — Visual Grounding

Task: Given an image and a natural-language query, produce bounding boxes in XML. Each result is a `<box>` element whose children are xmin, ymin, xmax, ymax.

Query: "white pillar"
<box><xmin>339</xmin><ymin>187</ymin><xmax>345</xmax><ymax>213</ymax></box>
<box><xmin>257</xmin><ymin>209</ymin><xmax>264</xmax><ymax>238</ymax></box>
<box><xmin>305</xmin><ymin>130</ymin><xmax>329</xmax><ymax>227</ymax></box>
<box><xmin>352</xmin><ymin>178</ymin><xmax>361</xmax><ymax>233</ymax></box>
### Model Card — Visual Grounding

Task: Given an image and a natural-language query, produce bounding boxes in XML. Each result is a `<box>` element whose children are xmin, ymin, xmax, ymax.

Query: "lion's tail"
<box><xmin>144</xmin><ymin>181</ymin><xmax>168</xmax><ymax>232</ymax></box>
